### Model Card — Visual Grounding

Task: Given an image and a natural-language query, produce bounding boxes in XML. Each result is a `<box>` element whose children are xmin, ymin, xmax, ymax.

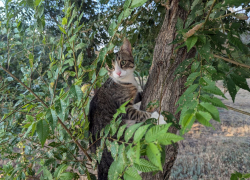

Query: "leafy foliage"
<box><xmin>0</xmin><ymin>0</ymin><xmax>250</xmax><ymax>179</ymax></box>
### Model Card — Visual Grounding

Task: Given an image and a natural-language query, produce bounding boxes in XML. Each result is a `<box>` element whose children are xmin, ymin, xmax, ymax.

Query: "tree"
<box><xmin>141</xmin><ymin>1</ymin><xmax>195</xmax><ymax>179</ymax></box>
<box><xmin>0</xmin><ymin>0</ymin><xmax>250</xmax><ymax>179</ymax></box>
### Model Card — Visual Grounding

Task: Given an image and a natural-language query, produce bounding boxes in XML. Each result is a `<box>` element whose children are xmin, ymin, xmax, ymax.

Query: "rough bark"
<box><xmin>140</xmin><ymin>0</ymin><xmax>196</xmax><ymax>179</ymax></box>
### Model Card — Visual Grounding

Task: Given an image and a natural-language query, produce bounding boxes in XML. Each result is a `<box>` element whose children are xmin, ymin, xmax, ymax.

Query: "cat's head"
<box><xmin>108</xmin><ymin>39</ymin><xmax>135</xmax><ymax>81</ymax></box>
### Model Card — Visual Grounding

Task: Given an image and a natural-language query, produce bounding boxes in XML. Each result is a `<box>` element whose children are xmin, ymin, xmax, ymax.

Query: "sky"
<box><xmin>0</xmin><ymin>1</ymin><xmax>3</xmax><ymax>7</ymax></box>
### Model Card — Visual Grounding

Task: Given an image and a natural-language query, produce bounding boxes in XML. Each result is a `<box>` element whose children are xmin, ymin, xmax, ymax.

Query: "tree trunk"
<box><xmin>140</xmin><ymin>0</ymin><xmax>196</xmax><ymax>179</ymax></box>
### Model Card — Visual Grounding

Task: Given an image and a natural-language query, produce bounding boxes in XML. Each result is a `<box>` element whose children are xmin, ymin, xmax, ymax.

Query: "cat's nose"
<box><xmin>116</xmin><ymin>71</ymin><xmax>121</xmax><ymax>76</ymax></box>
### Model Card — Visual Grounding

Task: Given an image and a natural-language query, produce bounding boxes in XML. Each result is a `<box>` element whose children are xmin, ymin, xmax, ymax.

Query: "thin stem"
<box><xmin>87</xmin><ymin>136</ymin><xmax>103</xmax><ymax>151</ymax></box>
<box><xmin>213</xmin><ymin>54</ymin><xmax>250</xmax><ymax>69</ymax></box>
<box><xmin>72</xmin><ymin>41</ymin><xmax>78</xmax><ymax>79</ymax></box>
<box><xmin>216</xmin><ymin>6</ymin><xmax>250</xmax><ymax>20</ymax></box>
<box><xmin>226</xmin><ymin>105</ymin><xmax>250</xmax><ymax>117</ymax></box>
<box><xmin>0</xmin><ymin>65</ymin><xmax>48</xmax><ymax>107</ymax></box>
<box><xmin>203</xmin><ymin>0</ymin><xmax>217</xmax><ymax>30</ymax></box>
<box><xmin>198</xmin><ymin>54</ymin><xmax>202</xmax><ymax>100</ymax></box>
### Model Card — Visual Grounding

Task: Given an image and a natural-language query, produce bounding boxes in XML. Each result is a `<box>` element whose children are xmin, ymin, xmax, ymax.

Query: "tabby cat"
<box><xmin>88</xmin><ymin>39</ymin><xmax>164</xmax><ymax>180</ymax></box>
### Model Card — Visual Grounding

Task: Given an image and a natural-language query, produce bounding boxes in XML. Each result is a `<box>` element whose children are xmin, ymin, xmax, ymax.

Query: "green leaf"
<box><xmin>75</xmin><ymin>43</ymin><xmax>86</xmax><ymax>51</ymax></box>
<box><xmin>62</xmin><ymin>17</ymin><xmax>67</xmax><ymax>25</ymax></box>
<box><xmin>242</xmin><ymin>173</ymin><xmax>250</xmax><ymax>178</ymax></box>
<box><xmin>225</xmin><ymin>77</ymin><xmax>237</xmax><ymax>102</ymax></box>
<box><xmin>104</xmin><ymin>124</ymin><xmax>110</xmax><ymax>137</ymax></box>
<box><xmin>55</xmin><ymin>99</ymin><xmax>68</xmax><ymax>121</ymax></box>
<box><xmin>133</xmin><ymin>124</ymin><xmax>151</xmax><ymax>143</ymax></box>
<box><xmin>203</xmin><ymin>65</ymin><xmax>217</xmax><ymax>75</ymax></box>
<box><xmin>185</xmin><ymin>72</ymin><xmax>200</xmax><ymax>86</ymax></box>
<box><xmin>108</xmin><ymin>161</ymin><xmax>122</xmax><ymax>180</ymax></box>
<box><xmin>43</xmin><ymin>167</ymin><xmax>53</xmax><ymax>180</ymax></box>
<box><xmin>46</xmin><ymin>109</ymin><xmax>58</xmax><ymax>133</ymax></box>
<box><xmin>191</xmin><ymin>0</ymin><xmax>201</xmax><ymax>10</ymax></box>
<box><xmin>145</xmin><ymin>123</ymin><xmax>171</xmax><ymax>143</ymax></box>
<box><xmin>183</xmin><ymin>84</ymin><xmax>199</xmax><ymax>96</ymax></box>
<box><xmin>134</xmin><ymin>159</ymin><xmax>159</xmax><ymax>172</ymax></box>
<box><xmin>230</xmin><ymin>174</ymin><xmax>237</xmax><ymax>180</ymax></box>
<box><xmin>202</xmin><ymin>84</ymin><xmax>225</xmax><ymax>97</ymax></box>
<box><xmin>38</xmin><ymin>6</ymin><xmax>44</xmax><ymax>18</ymax></box>
<box><xmin>118</xmin><ymin>143</ymin><xmax>127</xmax><ymax>164</ymax></box>
<box><xmin>60</xmin><ymin>172</ymin><xmax>75</xmax><ymax>180</ymax></box>
<box><xmin>69</xmin><ymin>34</ymin><xmax>77</xmax><ymax>43</ymax></box>
<box><xmin>230</xmin><ymin>73</ymin><xmax>250</xmax><ymax>92</ymax></box>
<box><xmin>34</xmin><ymin>0</ymin><xmax>42</xmax><ymax>7</ymax></box>
<box><xmin>123</xmin><ymin>0</ymin><xmax>132</xmax><ymax>9</ymax></box>
<box><xmin>26</xmin><ymin>115</ymin><xmax>34</xmax><ymax>122</ymax></box>
<box><xmin>69</xmin><ymin>85</ymin><xmax>83</xmax><ymax>101</ymax></box>
<box><xmin>200</xmin><ymin>95</ymin><xmax>227</xmax><ymax>109</ymax></box>
<box><xmin>180</xmin><ymin>111</ymin><xmax>195</xmax><ymax>131</ymax></box>
<box><xmin>29</xmin><ymin>54</ymin><xmax>34</xmax><ymax>68</ymax></box>
<box><xmin>191</xmin><ymin>61</ymin><xmax>200</xmax><ymax>72</ymax></box>
<box><xmin>58</xmin><ymin>25</ymin><xmax>66</xmax><ymax>34</ymax></box>
<box><xmin>174</xmin><ymin>58</ymin><xmax>194</xmax><ymax>75</ymax></box>
<box><xmin>199</xmin><ymin>102</ymin><xmax>220</xmax><ymax>122</ymax></box>
<box><xmin>185</xmin><ymin>36</ymin><xmax>198</xmax><ymax>52</ymax></box>
<box><xmin>108</xmin><ymin>20</ymin><xmax>116</xmax><ymax>37</ymax></box>
<box><xmin>99</xmin><ymin>67</ymin><xmax>108</xmax><ymax>76</ymax></box>
<box><xmin>135</xmin><ymin>141</ymin><xmax>140</xmax><ymax>164</ymax></box>
<box><xmin>117</xmin><ymin>124</ymin><xmax>127</xmax><ymax>140</ymax></box>
<box><xmin>37</xmin><ymin>120</ymin><xmax>49</xmax><ymax>147</ymax></box>
<box><xmin>227</xmin><ymin>31</ymin><xmax>248</xmax><ymax>54</ymax></box>
<box><xmin>146</xmin><ymin>143</ymin><xmax>162</xmax><ymax>171</ymax></box>
<box><xmin>199</xmin><ymin>77</ymin><xmax>214</xmax><ymax>86</ymax></box>
<box><xmin>158</xmin><ymin>133</ymin><xmax>184</xmax><ymax>145</ymax></box>
<box><xmin>110</xmin><ymin>141</ymin><xmax>119</xmax><ymax>160</ymax></box>
<box><xmin>123</xmin><ymin>8</ymin><xmax>133</xmax><ymax>19</ymax></box>
<box><xmin>131</xmin><ymin>0</ymin><xmax>147</xmax><ymax>8</ymax></box>
<box><xmin>54</xmin><ymin>164</ymin><xmax>68</xmax><ymax>178</ymax></box>
<box><xmin>124</xmin><ymin>166</ymin><xmax>142</xmax><ymax>180</ymax></box>
<box><xmin>110</xmin><ymin>119</ymin><xmax>122</xmax><ymax>136</ymax></box>
<box><xmin>124</xmin><ymin>122</ymin><xmax>143</xmax><ymax>142</ymax></box>
<box><xmin>195</xmin><ymin>111</ymin><xmax>213</xmax><ymax>127</ymax></box>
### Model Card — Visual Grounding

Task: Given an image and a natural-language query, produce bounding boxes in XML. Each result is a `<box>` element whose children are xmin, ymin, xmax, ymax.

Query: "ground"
<box><xmin>169</xmin><ymin>80</ymin><xmax>250</xmax><ymax>180</ymax></box>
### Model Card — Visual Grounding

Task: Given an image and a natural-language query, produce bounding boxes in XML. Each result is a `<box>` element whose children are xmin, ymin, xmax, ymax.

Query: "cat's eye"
<box><xmin>121</xmin><ymin>61</ymin><xmax>126</xmax><ymax>66</ymax></box>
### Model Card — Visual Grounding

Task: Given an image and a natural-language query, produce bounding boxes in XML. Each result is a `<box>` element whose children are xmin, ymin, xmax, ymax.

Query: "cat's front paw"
<box><xmin>151</xmin><ymin>111</ymin><xmax>166</xmax><ymax>125</ymax></box>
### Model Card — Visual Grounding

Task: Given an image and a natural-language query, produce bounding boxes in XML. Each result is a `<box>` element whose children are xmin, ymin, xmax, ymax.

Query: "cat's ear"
<box><xmin>120</xmin><ymin>38</ymin><xmax>132</xmax><ymax>54</ymax></box>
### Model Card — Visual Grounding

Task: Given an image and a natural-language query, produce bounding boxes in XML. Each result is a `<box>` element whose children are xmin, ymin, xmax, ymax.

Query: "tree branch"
<box><xmin>213</xmin><ymin>54</ymin><xmax>250</xmax><ymax>69</ymax></box>
<box><xmin>0</xmin><ymin>65</ymin><xmax>48</xmax><ymax>107</ymax></box>
<box><xmin>0</xmin><ymin>65</ymin><xmax>92</xmax><ymax>162</ymax></box>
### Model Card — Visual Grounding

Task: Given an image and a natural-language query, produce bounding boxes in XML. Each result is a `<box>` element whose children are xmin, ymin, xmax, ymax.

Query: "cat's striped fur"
<box><xmin>88</xmin><ymin>39</ymin><xmax>151</xmax><ymax>180</ymax></box>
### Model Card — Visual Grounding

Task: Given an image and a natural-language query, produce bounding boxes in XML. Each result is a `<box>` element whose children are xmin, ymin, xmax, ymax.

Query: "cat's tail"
<box><xmin>98</xmin><ymin>148</ymin><xmax>113</xmax><ymax>180</ymax></box>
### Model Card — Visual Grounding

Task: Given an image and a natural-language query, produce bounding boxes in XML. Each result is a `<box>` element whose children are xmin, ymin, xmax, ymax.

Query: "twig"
<box><xmin>213</xmin><ymin>54</ymin><xmax>250</xmax><ymax>69</ymax></box>
<box><xmin>216</xmin><ymin>6</ymin><xmax>250</xmax><ymax>20</ymax></box>
<box><xmin>226</xmin><ymin>105</ymin><xmax>250</xmax><ymax>117</ymax></box>
<box><xmin>87</xmin><ymin>136</ymin><xmax>103</xmax><ymax>151</ymax></box>
<box><xmin>203</xmin><ymin>0</ymin><xmax>217</xmax><ymax>30</ymax></box>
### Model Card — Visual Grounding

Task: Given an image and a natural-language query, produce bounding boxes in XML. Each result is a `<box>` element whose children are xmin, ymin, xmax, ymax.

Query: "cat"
<box><xmin>88</xmin><ymin>38</ymin><xmax>164</xmax><ymax>180</ymax></box>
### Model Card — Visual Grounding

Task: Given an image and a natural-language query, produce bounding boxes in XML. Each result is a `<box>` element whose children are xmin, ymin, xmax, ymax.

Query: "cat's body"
<box><xmin>88</xmin><ymin>39</ymin><xmax>163</xmax><ymax>180</ymax></box>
